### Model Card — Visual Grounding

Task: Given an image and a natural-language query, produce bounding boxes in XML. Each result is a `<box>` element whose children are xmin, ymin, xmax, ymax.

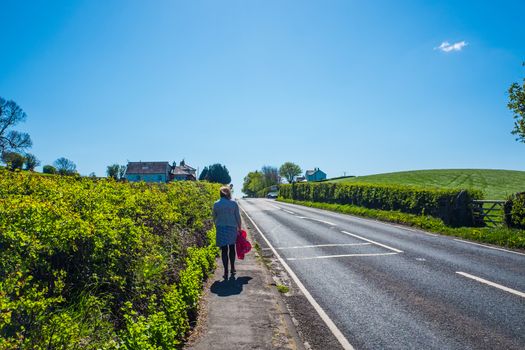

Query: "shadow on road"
<box><xmin>210</xmin><ymin>276</ymin><xmax>252</xmax><ymax>297</ymax></box>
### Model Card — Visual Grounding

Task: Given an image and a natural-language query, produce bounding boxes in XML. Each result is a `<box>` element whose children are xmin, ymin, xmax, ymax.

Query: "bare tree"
<box><xmin>107</xmin><ymin>163</ymin><xmax>127</xmax><ymax>180</ymax></box>
<box><xmin>0</xmin><ymin>97</ymin><xmax>32</xmax><ymax>154</ymax></box>
<box><xmin>261</xmin><ymin>165</ymin><xmax>280</xmax><ymax>186</ymax></box>
<box><xmin>54</xmin><ymin>157</ymin><xmax>77</xmax><ymax>175</ymax></box>
<box><xmin>24</xmin><ymin>153</ymin><xmax>40</xmax><ymax>171</ymax></box>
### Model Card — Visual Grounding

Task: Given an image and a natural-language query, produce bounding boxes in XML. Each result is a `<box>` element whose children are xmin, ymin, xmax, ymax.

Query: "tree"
<box><xmin>24</xmin><ymin>153</ymin><xmax>40</xmax><ymax>171</ymax></box>
<box><xmin>1</xmin><ymin>151</ymin><xmax>25</xmax><ymax>170</ymax></box>
<box><xmin>200</xmin><ymin>163</ymin><xmax>231</xmax><ymax>184</ymax></box>
<box><xmin>199</xmin><ymin>166</ymin><xmax>209</xmax><ymax>181</ymax></box>
<box><xmin>279</xmin><ymin>162</ymin><xmax>302</xmax><ymax>184</ymax></box>
<box><xmin>0</xmin><ymin>97</ymin><xmax>32</xmax><ymax>154</ymax></box>
<box><xmin>54</xmin><ymin>157</ymin><xmax>77</xmax><ymax>175</ymax></box>
<box><xmin>508</xmin><ymin>62</ymin><xmax>525</xmax><ymax>143</ymax></box>
<box><xmin>261</xmin><ymin>165</ymin><xmax>280</xmax><ymax>187</ymax></box>
<box><xmin>107</xmin><ymin>163</ymin><xmax>127</xmax><ymax>180</ymax></box>
<box><xmin>43</xmin><ymin>165</ymin><xmax>57</xmax><ymax>174</ymax></box>
<box><xmin>242</xmin><ymin>171</ymin><xmax>265</xmax><ymax>197</ymax></box>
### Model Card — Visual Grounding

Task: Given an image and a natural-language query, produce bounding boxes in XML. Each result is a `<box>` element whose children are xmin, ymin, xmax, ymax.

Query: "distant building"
<box><xmin>305</xmin><ymin>168</ymin><xmax>327</xmax><ymax>182</ymax></box>
<box><xmin>124</xmin><ymin>160</ymin><xmax>197</xmax><ymax>183</ymax></box>
<box><xmin>125</xmin><ymin>161</ymin><xmax>171</xmax><ymax>183</ymax></box>
<box><xmin>170</xmin><ymin>160</ymin><xmax>197</xmax><ymax>181</ymax></box>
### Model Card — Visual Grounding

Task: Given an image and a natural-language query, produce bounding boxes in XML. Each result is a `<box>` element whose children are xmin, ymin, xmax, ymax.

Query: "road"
<box><xmin>239</xmin><ymin>199</ymin><xmax>525</xmax><ymax>350</ymax></box>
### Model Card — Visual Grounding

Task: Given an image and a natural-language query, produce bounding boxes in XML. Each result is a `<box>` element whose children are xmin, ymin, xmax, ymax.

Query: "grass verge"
<box><xmin>278</xmin><ymin>199</ymin><xmax>525</xmax><ymax>250</ymax></box>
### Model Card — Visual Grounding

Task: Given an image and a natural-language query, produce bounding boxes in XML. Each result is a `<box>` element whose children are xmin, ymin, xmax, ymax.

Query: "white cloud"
<box><xmin>435</xmin><ymin>41</ymin><xmax>468</xmax><ymax>52</ymax></box>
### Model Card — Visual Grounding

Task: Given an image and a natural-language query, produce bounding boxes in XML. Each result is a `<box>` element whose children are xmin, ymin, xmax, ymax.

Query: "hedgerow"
<box><xmin>504</xmin><ymin>192</ymin><xmax>525</xmax><ymax>229</ymax></box>
<box><xmin>0</xmin><ymin>169</ymin><xmax>220</xmax><ymax>349</ymax></box>
<box><xmin>278</xmin><ymin>199</ymin><xmax>525</xmax><ymax>249</ymax></box>
<box><xmin>279</xmin><ymin>182</ymin><xmax>483</xmax><ymax>227</ymax></box>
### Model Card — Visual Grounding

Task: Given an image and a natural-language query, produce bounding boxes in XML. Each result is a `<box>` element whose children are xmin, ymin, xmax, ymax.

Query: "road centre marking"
<box><xmin>453</xmin><ymin>239</ymin><xmax>525</xmax><ymax>257</ymax></box>
<box><xmin>283</xmin><ymin>209</ymin><xmax>295</xmax><ymax>214</ymax></box>
<box><xmin>240</xmin><ymin>205</ymin><xmax>355</xmax><ymax>350</ymax></box>
<box><xmin>341</xmin><ymin>230</ymin><xmax>403</xmax><ymax>253</ymax></box>
<box><xmin>309</xmin><ymin>218</ymin><xmax>337</xmax><ymax>226</ymax></box>
<box><xmin>276</xmin><ymin>243</ymin><xmax>371</xmax><ymax>250</ymax></box>
<box><xmin>293</xmin><ymin>216</ymin><xmax>336</xmax><ymax>225</ymax></box>
<box><xmin>288</xmin><ymin>252</ymin><xmax>398</xmax><ymax>261</ymax></box>
<box><xmin>269</xmin><ymin>204</ymin><xmax>281</xmax><ymax>210</ymax></box>
<box><xmin>456</xmin><ymin>272</ymin><xmax>525</xmax><ymax>299</ymax></box>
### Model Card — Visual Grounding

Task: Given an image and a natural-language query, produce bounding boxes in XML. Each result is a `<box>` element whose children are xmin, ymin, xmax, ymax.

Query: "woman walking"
<box><xmin>213</xmin><ymin>186</ymin><xmax>241</xmax><ymax>279</ymax></box>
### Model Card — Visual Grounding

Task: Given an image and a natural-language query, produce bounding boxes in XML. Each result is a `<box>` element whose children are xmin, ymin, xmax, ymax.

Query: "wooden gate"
<box><xmin>472</xmin><ymin>200</ymin><xmax>505</xmax><ymax>226</ymax></box>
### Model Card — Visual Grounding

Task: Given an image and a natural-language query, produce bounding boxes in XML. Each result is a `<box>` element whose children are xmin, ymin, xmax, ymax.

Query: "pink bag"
<box><xmin>236</xmin><ymin>229</ymin><xmax>252</xmax><ymax>260</ymax></box>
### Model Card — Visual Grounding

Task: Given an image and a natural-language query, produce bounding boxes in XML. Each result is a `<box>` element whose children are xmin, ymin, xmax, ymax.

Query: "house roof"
<box><xmin>172</xmin><ymin>167</ymin><xmax>192</xmax><ymax>175</ymax></box>
<box><xmin>126</xmin><ymin>162</ymin><xmax>170</xmax><ymax>174</ymax></box>
<box><xmin>305</xmin><ymin>168</ymin><xmax>326</xmax><ymax>176</ymax></box>
<box><xmin>171</xmin><ymin>164</ymin><xmax>196</xmax><ymax>175</ymax></box>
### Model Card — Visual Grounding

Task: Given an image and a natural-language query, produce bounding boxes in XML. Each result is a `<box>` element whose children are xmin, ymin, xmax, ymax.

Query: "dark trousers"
<box><xmin>221</xmin><ymin>244</ymin><xmax>236</xmax><ymax>274</ymax></box>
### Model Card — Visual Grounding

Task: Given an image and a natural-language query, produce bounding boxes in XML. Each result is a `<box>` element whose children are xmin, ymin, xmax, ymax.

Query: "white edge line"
<box><xmin>341</xmin><ymin>230</ymin><xmax>403</xmax><ymax>253</ymax></box>
<box><xmin>456</xmin><ymin>272</ymin><xmax>525</xmax><ymax>298</ymax></box>
<box><xmin>453</xmin><ymin>239</ymin><xmax>525</xmax><ymax>257</ymax></box>
<box><xmin>240</xmin><ymin>205</ymin><xmax>355</xmax><ymax>350</ymax></box>
<box><xmin>288</xmin><ymin>252</ymin><xmax>398</xmax><ymax>261</ymax></box>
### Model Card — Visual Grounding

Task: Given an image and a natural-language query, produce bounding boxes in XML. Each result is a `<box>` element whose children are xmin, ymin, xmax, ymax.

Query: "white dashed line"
<box><xmin>275</xmin><ymin>243</ymin><xmax>371</xmax><ymax>250</ymax></box>
<box><xmin>453</xmin><ymin>239</ymin><xmax>525</xmax><ymax>256</ymax></box>
<box><xmin>283</xmin><ymin>209</ymin><xmax>295</xmax><ymax>215</ymax></box>
<box><xmin>288</xmin><ymin>252</ymin><xmax>398</xmax><ymax>261</ymax></box>
<box><xmin>310</xmin><ymin>218</ymin><xmax>337</xmax><ymax>226</ymax></box>
<box><xmin>341</xmin><ymin>230</ymin><xmax>403</xmax><ymax>253</ymax></box>
<box><xmin>456</xmin><ymin>272</ymin><xmax>525</xmax><ymax>298</ymax></box>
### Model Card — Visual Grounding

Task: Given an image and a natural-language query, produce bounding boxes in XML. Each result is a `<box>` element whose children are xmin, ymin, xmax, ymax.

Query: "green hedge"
<box><xmin>0</xmin><ymin>170</ymin><xmax>220</xmax><ymax>349</ymax></box>
<box><xmin>504</xmin><ymin>192</ymin><xmax>525</xmax><ymax>229</ymax></box>
<box><xmin>279</xmin><ymin>182</ymin><xmax>483</xmax><ymax>227</ymax></box>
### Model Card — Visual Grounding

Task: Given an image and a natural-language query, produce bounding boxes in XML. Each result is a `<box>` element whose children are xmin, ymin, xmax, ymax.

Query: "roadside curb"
<box><xmin>241</xmin><ymin>212</ymin><xmax>307</xmax><ymax>350</ymax></box>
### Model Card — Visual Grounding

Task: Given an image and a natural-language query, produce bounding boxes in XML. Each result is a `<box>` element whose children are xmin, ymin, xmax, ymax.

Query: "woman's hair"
<box><xmin>219</xmin><ymin>186</ymin><xmax>232</xmax><ymax>199</ymax></box>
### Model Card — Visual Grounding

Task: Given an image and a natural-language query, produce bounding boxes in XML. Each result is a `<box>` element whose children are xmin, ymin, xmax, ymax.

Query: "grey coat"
<box><xmin>213</xmin><ymin>198</ymin><xmax>241</xmax><ymax>228</ymax></box>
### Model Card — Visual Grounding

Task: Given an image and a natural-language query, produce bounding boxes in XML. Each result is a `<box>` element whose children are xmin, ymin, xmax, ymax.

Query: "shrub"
<box><xmin>504</xmin><ymin>192</ymin><xmax>525</xmax><ymax>229</ymax></box>
<box><xmin>0</xmin><ymin>169</ymin><xmax>220</xmax><ymax>349</ymax></box>
<box><xmin>42</xmin><ymin>165</ymin><xmax>57</xmax><ymax>174</ymax></box>
<box><xmin>279</xmin><ymin>182</ymin><xmax>483</xmax><ymax>227</ymax></box>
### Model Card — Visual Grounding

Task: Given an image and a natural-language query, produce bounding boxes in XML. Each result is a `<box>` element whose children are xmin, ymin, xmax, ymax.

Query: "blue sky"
<box><xmin>1</xmin><ymin>0</ymin><xmax>524</xmax><ymax>194</ymax></box>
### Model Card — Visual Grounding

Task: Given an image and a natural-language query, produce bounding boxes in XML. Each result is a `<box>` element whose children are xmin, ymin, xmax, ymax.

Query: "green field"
<box><xmin>329</xmin><ymin>169</ymin><xmax>525</xmax><ymax>199</ymax></box>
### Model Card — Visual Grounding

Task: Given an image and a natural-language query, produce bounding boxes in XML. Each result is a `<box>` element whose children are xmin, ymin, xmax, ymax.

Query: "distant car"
<box><xmin>266</xmin><ymin>192</ymin><xmax>278</xmax><ymax>199</ymax></box>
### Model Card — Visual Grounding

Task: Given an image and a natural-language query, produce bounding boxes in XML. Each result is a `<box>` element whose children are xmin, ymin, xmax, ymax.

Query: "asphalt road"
<box><xmin>239</xmin><ymin>199</ymin><xmax>525</xmax><ymax>350</ymax></box>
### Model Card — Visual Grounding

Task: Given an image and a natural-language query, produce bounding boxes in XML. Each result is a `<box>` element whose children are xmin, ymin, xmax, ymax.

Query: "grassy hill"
<box><xmin>329</xmin><ymin>169</ymin><xmax>525</xmax><ymax>199</ymax></box>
